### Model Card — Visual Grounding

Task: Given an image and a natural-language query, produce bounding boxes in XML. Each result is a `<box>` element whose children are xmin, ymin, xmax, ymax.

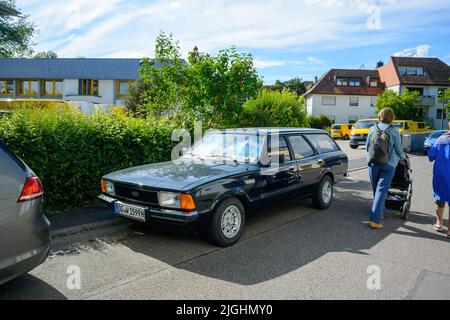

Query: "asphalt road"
<box><xmin>1</xmin><ymin>154</ymin><xmax>449</xmax><ymax>300</ymax></box>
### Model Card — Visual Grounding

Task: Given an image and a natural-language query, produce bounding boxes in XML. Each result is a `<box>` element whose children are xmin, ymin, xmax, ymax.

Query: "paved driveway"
<box><xmin>0</xmin><ymin>155</ymin><xmax>448</xmax><ymax>300</ymax></box>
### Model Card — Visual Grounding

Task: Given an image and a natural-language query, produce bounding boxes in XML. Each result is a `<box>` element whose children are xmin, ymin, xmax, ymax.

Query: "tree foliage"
<box><xmin>0</xmin><ymin>0</ymin><xmax>37</xmax><ymax>57</ymax></box>
<box><xmin>33</xmin><ymin>50</ymin><xmax>58</xmax><ymax>58</ymax></box>
<box><xmin>272</xmin><ymin>77</ymin><xmax>307</xmax><ymax>96</ymax></box>
<box><xmin>376</xmin><ymin>89</ymin><xmax>421</xmax><ymax>121</ymax></box>
<box><xmin>240</xmin><ymin>90</ymin><xmax>307</xmax><ymax>127</ymax></box>
<box><xmin>438</xmin><ymin>88</ymin><xmax>450</xmax><ymax>113</ymax></box>
<box><xmin>129</xmin><ymin>32</ymin><xmax>263</xmax><ymax>127</ymax></box>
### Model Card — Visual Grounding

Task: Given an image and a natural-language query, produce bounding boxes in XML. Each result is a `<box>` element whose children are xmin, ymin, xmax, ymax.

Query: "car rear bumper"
<box><xmin>98</xmin><ymin>194</ymin><xmax>200</xmax><ymax>224</ymax></box>
<box><xmin>350</xmin><ymin>137</ymin><xmax>367</xmax><ymax>146</ymax></box>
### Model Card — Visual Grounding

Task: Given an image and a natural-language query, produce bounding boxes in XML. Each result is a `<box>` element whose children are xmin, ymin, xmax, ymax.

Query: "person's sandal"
<box><xmin>433</xmin><ymin>224</ymin><xmax>444</xmax><ymax>232</ymax></box>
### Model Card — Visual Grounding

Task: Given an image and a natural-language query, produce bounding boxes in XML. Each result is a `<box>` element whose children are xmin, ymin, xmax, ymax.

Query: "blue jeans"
<box><xmin>368</xmin><ymin>163</ymin><xmax>395</xmax><ymax>224</ymax></box>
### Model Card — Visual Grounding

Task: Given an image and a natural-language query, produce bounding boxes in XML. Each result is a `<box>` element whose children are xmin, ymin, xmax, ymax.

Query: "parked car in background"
<box><xmin>99</xmin><ymin>128</ymin><xmax>348</xmax><ymax>247</ymax></box>
<box><xmin>0</xmin><ymin>141</ymin><xmax>51</xmax><ymax>285</ymax></box>
<box><xmin>349</xmin><ymin>119</ymin><xmax>378</xmax><ymax>149</ymax></box>
<box><xmin>331</xmin><ymin>124</ymin><xmax>353</xmax><ymax>140</ymax></box>
<box><xmin>393</xmin><ymin>120</ymin><xmax>433</xmax><ymax>134</ymax></box>
<box><xmin>423</xmin><ymin>130</ymin><xmax>448</xmax><ymax>155</ymax></box>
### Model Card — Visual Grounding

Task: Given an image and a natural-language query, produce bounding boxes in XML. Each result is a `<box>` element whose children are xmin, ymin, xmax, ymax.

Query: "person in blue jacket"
<box><xmin>428</xmin><ymin>127</ymin><xmax>450</xmax><ymax>238</ymax></box>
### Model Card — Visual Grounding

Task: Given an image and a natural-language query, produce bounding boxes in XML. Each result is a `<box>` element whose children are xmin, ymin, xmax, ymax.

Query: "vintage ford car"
<box><xmin>99</xmin><ymin>128</ymin><xmax>348</xmax><ymax>247</ymax></box>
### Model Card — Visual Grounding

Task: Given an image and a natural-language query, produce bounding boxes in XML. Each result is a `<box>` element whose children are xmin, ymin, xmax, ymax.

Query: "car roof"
<box><xmin>211</xmin><ymin>128</ymin><xmax>328</xmax><ymax>135</ymax></box>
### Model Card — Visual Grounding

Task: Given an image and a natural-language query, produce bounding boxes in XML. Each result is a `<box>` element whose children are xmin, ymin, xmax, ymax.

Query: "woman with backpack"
<box><xmin>365</xmin><ymin>108</ymin><xmax>405</xmax><ymax>229</ymax></box>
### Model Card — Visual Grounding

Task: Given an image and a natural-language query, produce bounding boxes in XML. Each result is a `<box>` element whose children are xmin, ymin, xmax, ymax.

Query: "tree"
<box><xmin>241</xmin><ymin>90</ymin><xmax>307</xmax><ymax>127</ymax></box>
<box><xmin>186</xmin><ymin>45</ymin><xmax>263</xmax><ymax>127</ymax></box>
<box><xmin>131</xmin><ymin>32</ymin><xmax>263</xmax><ymax>128</ymax></box>
<box><xmin>376</xmin><ymin>89</ymin><xmax>421</xmax><ymax>121</ymax></box>
<box><xmin>438</xmin><ymin>89</ymin><xmax>450</xmax><ymax>113</ymax></box>
<box><xmin>272</xmin><ymin>77</ymin><xmax>307</xmax><ymax>96</ymax></box>
<box><xmin>33</xmin><ymin>50</ymin><xmax>58</xmax><ymax>58</ymax></box>
<box><xmin>0</xmin><ymin>0</ymin><xmax>37</xmax><ymax>57</ymax></box>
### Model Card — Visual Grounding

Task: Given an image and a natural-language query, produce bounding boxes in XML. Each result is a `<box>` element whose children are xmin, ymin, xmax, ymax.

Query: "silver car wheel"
<box><xmin>322</xmin><ymin>181</ymin><xmax>333</xmax><ymax>204</ymax></box>
<box><xmin>221</xmin><ymin>205</ymin><xmax>242</xmax><ymax>239</ymax></box>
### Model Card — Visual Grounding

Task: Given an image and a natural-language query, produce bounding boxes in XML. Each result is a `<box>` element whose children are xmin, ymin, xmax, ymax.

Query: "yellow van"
<box><xmin>349</xmin><ymin>119</ymin><xmax>378</xmax><ymax>149</ymax></box>
<box><xmin>331</xmin><ymin>124</ymin><xmax>353</xmax><ymax>140</ymax></box>
<box><xmin>392</xmin><ymin>120</ymin><xmax>433</xmax><ymax>133</ymax></box>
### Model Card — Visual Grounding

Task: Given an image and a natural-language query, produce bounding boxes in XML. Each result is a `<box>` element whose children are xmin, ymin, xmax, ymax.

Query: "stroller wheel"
<box><xmin>402</xmin><ymin>201</ymin><xmax>410</xmax><ymax>220</ymax></box>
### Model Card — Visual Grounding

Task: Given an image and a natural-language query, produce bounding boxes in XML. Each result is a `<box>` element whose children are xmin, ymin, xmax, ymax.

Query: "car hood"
<box><xmin>104</xmin><ymin>160</ymin><xmax>258</xmax><ymax>191</ymax></box>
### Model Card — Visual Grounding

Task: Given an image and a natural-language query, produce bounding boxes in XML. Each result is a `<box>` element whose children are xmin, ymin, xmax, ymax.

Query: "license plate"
<box><xmin>114</xmin><ymin>202</ymin><xmax>146</xmax><ymax>222</ymax></box>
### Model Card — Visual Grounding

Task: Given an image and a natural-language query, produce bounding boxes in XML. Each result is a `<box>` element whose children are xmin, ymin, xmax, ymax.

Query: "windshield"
<box><xmin>393</xmin><ymin>122</ymin><xmax>404</xmax><ymax>128</ymax></box>
<box><xmin>430</xmin><ymin>131</ymin><xmax>447</xmax><ymax>139</ymax></box>
<box><xmin>331</xmin><ymin>125</ymin><xmax>341</xmax><ymax>130</ymax></box>
<box><xmin>184</xmin><ymin>132</ymin><xmax>265</xmax><ymax>163</ymax></box>
<box><xmin>354</xmin><ymin>121</ymin><xmax>377</xmax><ymax>129</ymax></box>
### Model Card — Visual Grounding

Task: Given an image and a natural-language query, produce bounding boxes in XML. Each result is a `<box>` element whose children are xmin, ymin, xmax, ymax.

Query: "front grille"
<box><xmin>114</xmin><ymin>183</ymin><xmax>158</xmax><ymax>204</ymax></box>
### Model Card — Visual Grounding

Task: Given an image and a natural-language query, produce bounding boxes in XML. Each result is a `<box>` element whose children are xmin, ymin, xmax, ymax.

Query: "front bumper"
<box><xmin>350</xmin><ymin>136</ymin><xmax>367</xmax><ymax>146</ymax></box>
<box><xmin>98</xmin><ymin>194</ymin><xmax>199</xmax><ymax>224</ymax></box>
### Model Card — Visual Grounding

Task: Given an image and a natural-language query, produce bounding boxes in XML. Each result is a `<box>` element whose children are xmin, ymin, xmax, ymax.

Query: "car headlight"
<box><xmin>158</xmin><ymin>192</ymin><xmax>181</xmax><ymax>208</ymax></box>
<box><xmin>103</xmin><ymin>180</ymin><xmax>115</xmax><ymax>196</ymax></box>
<box><xmin>158</xmin><ymin>192</ymin><xmax>196</xmax><ymax>210</ymax></box>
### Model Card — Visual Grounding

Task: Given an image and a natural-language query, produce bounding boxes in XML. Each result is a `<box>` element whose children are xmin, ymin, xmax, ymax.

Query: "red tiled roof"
<box><xmin>304</xmin><ymin>69</ymin><xmax>384</xmax><ymax>97</ymax></box>
<box><xmin>385</xmin><ymin>57</ymin><xmax>450</xmax><ymax>86</ymax></box>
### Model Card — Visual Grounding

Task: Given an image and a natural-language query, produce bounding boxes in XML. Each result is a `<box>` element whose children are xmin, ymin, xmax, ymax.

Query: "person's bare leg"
<box><xmin>436</xmin><ymin>204</ymin><xmax>444</xmax><ymax>229</ymax></box>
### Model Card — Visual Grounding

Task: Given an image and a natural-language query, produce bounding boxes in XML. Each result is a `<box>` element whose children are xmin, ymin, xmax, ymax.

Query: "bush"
<box><xmin>0</xmin><ymin>107</ymin><xmax>176</xmax><ymax>211</ymax></box>
<box><xmin>306</xmin><ymin>115</ymin><xmax>333</xmax><ymax>130</ymax></box>
<box><xmin>240</xmin><ymin>90</ymin><xmax>307</xmax><ymax>127</ymax></box>
<box><xmin>0</xmin><ymin>99</ymin><xmax>68</xmax><ymax>110</ymax></box>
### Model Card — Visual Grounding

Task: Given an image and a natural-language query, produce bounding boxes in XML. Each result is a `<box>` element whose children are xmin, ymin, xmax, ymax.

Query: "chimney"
<box><xmin>376</xmin><ymin>61</ymin><xmax>384</xmax><ymax>68</ymax></box>
<box><xmin>314</xmin><ymin>76</ymin><xmax>318</xmax><ymax>84</ymax></box>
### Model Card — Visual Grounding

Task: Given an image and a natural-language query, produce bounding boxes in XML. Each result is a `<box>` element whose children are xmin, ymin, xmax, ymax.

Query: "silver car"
<box><xmin>0</xmin><ymin>141</ymin><xmax>51</xmax><ymax>285</ymax></box>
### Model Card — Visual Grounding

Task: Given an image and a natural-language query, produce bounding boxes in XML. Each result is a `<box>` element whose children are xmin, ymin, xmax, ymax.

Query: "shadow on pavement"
<box><xmin>0</xmin><ymin>274</ymin><xmax>66</xmax><ymax>300</ymax></box>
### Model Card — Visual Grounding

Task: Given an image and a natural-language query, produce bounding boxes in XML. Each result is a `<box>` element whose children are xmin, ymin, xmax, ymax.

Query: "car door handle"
<box><xmin>317</xmin><ymin>159</ymin><xmax>325</xmax><ymax>166</ymax></box>
<box><xmin>288</xmin><ymin>166</ymin><xmax>296</xmax><ymax>171</ymax></box>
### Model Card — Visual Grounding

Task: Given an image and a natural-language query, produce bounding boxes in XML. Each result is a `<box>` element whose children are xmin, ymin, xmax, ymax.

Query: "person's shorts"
<box><xmin>436</xmin><ymin>200</ymin><xmax>449</xmax><ymax>208</ymax></box>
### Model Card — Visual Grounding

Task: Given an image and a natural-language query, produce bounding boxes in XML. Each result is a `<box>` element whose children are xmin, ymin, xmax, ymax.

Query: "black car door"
<box><xmin>287</xmin><ymin>135</ymin><xmax>323</xmax><ymax>195</ymax></box>
<box><xmin>260</xmin><ymin>135</ymin><xmax>299</xmax><ymax>200</ymax></box>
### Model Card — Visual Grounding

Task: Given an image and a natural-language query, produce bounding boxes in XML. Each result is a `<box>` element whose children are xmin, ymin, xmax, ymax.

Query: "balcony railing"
<box><xmin>418</xmin><ymin>96</ymin><xmax>435</xmax><ymax>106</ymax></box>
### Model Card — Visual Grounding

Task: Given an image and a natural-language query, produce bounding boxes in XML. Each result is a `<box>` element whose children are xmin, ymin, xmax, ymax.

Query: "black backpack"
<box><xmin>368</xmin><ymin>125</ymin><xmax>393</xmax><ymax>165</ymax></box>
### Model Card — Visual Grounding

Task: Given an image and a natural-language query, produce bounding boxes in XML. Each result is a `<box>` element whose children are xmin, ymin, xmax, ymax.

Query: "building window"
<box><xmin>437</xmin><ymin>109</ymin><xmax>447</xmax><ymax>120</ymax></box>
<box><xmin>399</xmin><ymin>66</ymin><xmax>425</xmax><ymax>76</ymax></box>
<box><xmin>79</xmin><ymin>79</ymin><xmax>99</xmax><ymax>96</ymax></box>
<box><xmin>116</xmin><ymin>80</ymin><xmax>133</xmax><ymax>97</ymax></box>
<box><xmin>370</xmin><ymin>96</ymin><xmax>377</xmax><ymax>107</ymax></box>
<box><xmin>349</xmin><ymin>79</ymin><xmax>361</xmax><ymax>87</ymax></box>
<box><xmin>336</xmin><ymin>79</ymin><xmax>348</xmax><ymax>86</ymax></box>
<box><xmin>0</xmin><ymin>79</ymin><xmax>14</xmax><ymax>96</ymax></box>
<box><xmin>349</xmin><ymin>97</ymin><xmax>359</xmax><ymax>107</ymax></box>
<box><xmin>42</xmin><ymin>80</ymin><xmax>63</xmax><ymax>97</ymax></box>
<box><xmin>369</xmin><ymin>79</ymin><xmax>378</xmax><ymax>87</ymax></box>
<box><xmin>322</xmin><ymin>96</ymin><xmax>336</xmax><ymax>105</ymax></box>
<box><xmin>19</xmin><ymin>80</ymin><xmax>39</xmax><ymax>97</ymax></box>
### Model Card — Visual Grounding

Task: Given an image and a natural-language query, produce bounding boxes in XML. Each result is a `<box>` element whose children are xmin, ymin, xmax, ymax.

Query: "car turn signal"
<box><xmin>101</xmin><ymin>179</ymin><xmax>106</xmax><ymax>193</ymax></box>
<box><xmin>180</xmin><ymin>194</ymin><xmax>196</xmax><ymax>211</ymax></box>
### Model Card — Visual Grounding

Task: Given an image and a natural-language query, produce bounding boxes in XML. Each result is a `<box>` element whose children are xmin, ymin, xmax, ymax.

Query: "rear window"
<box><xmin>0</xmin><ymin>140</ymin><xmax>27</xmax><ymax>172</ymax></box>
<box><xmin>305</xmin><ymin>134</ymin><xmax>339</xmax><ymax>154</ymax></box>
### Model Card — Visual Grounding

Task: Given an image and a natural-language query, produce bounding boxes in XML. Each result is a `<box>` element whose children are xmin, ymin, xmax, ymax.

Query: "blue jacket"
<box><xmin>428</xmin><ymin>133</ymin><xmax>450</xmax><ymax>202</ymax></box>
<box><xmin>366</xmin><ymin>123</ymin><xmax>405</xmax><ymax>168</ymax></box>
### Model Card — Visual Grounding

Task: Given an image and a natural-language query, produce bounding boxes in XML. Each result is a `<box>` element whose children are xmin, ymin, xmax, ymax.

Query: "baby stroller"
<box><xmin>385</xmin><ymin>154</ymin><xmax>413</xmax><ymax>220</ymax></box>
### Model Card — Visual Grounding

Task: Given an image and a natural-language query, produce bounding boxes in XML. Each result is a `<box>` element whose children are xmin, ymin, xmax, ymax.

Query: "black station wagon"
<box><xmin>99</xmin><ymin>128</ymin><xmax>348</xmax><ymax>247</ymax></box>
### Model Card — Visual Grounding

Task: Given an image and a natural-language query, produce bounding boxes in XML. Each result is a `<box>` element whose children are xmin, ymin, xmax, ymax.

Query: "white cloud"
<box><xmin>394</xmin><ymin>44</ymin><xmax>432</xmax><ymax>58</ymax></box>
<box><xmin>254</xmin><ymin>59</ymin><xmax>286</xmax><ymax>69</ymax></box>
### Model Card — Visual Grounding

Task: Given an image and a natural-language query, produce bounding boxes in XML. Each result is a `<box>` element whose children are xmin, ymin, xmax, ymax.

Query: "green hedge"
<box><xmin>0</xmin><ymin>108</ymin><xmax>175</xmax><ymax>211</ymax></box>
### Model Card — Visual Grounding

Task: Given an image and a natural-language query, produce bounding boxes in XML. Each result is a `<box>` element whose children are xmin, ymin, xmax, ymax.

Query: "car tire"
<box><xmin>350</xmin><ymin>145</ymin><xmax>358</xmax><ymax>149</ymax></box>
<box><xmin>312</xmin><ymin>176</ymin><xmax>334</xmax><ymax>210</ymax></box>
<box><xmin>206</xmin><ymin>197</ymin><xmax>245</xmax><ymax>247</ymax></box>
<box><xmin>344</xmin><ymin>134</ymin><xmax>350</xmax><ymax>140</ymax></box>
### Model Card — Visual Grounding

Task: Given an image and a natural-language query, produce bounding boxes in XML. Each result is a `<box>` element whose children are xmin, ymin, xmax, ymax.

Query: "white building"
<box><xmin>378</xmin><ymin>57</ymin><xmax>450</xmax><ymax>130</ymax></box>
<box><xmin>304</xmin><ymin>69</ymin><xmax>383</xmax><ymax>124</ymax></box>
<box><xmin>0</xmin><ymin>58</ymin><xmax>151</xmax><ymax>106</ymax></box>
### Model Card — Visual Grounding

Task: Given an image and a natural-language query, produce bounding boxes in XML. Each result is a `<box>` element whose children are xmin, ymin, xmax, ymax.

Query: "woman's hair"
<box><xmin>378</xmin><ymin>107</ymin><xmax>395</xmax><ymax>124</ymax></box>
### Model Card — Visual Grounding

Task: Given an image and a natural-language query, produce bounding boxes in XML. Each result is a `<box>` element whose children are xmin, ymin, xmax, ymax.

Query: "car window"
<box><xmin>331</xmin><ymin>125</ymin><xmax>341</xmax><ymax>130</ymax></box>
<box><xmin>305</xmin><ymin>134</ymin><xmax>339</xmax><ymax>154</ymax></box>
<box><xmin>268</xmin><ymin>136</ymin><xmax>292</xmax><ymax>163</ymax></box>
<box><xmin>288</xmin><ymin>135</ymin><xmax>315</xmax><ymax>160</ymax></box>
<box><xmin>0</xmin><ymin>140</ymin><xmax>27</xmax><ymax>172</ymax></box>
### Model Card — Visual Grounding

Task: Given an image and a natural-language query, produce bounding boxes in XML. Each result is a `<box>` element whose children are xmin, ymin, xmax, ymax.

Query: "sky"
<box><xmin>16</xmin><ymin>0</ymin><xmax>450</xmax><ymax>84</ymax></box>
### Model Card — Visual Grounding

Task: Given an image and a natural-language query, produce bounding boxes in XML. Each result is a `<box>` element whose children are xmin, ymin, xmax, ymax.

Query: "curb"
<box><xmin>51</xmin><ymin>218</ymin><xmax>125</xmax><ymax>239</ymax></box>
